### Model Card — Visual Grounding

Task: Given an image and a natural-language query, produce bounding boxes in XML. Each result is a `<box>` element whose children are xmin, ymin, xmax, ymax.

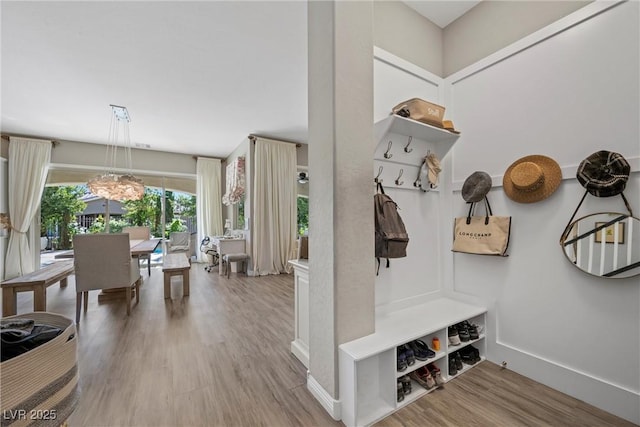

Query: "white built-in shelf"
<box><xmin>373</xmin><ymin>115</ymin><xmax>461</xmax><ymax>192</ymax></box>
<box><xmin>374</xmin><ymin>115</ymin><xmax>460</xmax><ymax>146</ymax></box>
<box><xmin>340</xmin><ymin>298</ymin><xmax>485</xmax><ymax>361</ymax></box>
<box><xmin>339</xmin><ymin>297</ymin><xmax>486</xmax><ymax>427</ymax></box>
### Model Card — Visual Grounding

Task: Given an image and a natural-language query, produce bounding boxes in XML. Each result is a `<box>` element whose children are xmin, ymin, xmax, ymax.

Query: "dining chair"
<box><xmin>72</xmin><ymin>233</ymin><xmax>142</xmax><ymax>323</ymax></box>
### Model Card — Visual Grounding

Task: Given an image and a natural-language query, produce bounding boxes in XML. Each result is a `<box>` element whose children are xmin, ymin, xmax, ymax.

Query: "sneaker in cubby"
<box><xmin>456</xmin><ymin>322</ymin><xmax>470</xmax><ymax>342</ymax></box>
<box><xmin>448</xmin><ymin>326</ymin><xmax>460</xmax><ymax>346</ymax></box>
<box><xmin>399</xmin><ymin>374</ymin><xmax>412</xmax><ymax>395</ymax></box>
<box><xmin>448</xmin><ymin>355</ymin><xmax>458</xmax><ymax>376</ymax></box>
<box><xmin>427</xmin><ymin>363</ymin><xmax>444</xmax><ymax>387</ymax></box>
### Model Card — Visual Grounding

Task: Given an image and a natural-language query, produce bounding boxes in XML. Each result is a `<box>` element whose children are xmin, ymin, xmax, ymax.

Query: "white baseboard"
<box><xmin>306</xmin><ymin>372</ymin><xmax>341</xmax><ymax>421</ymax></box>
<box><xmin>291</xmin><ymin>340</ymin><xmax>309</xmax><ymax>368</ymax></box>
<box><xmin>492</xmin><ymin>343</ymin><xmax>640</xmax><ymax>425</ymax></box>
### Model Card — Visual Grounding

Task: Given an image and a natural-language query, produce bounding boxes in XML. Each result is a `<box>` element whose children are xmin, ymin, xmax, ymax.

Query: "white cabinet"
<box><xmin>288</xmin><ymin>259</ymin><xmax>309</xmax><ymax>368</ymax></box>
<box><xmin>339</xmin><ymin>298</ymin><xmax>486</xmax><ymax>427</ymax></box>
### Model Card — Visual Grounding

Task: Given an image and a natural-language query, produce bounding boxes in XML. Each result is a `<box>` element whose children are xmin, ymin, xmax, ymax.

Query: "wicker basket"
<box><xmin>1</xmin><ymin>312</ymin><xmax>79</xmax><ymax>427</ymax></box>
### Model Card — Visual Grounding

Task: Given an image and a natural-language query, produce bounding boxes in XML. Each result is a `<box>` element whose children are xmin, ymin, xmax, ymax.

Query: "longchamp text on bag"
<box><xmin>452</xmin><ymin>197</ymin><xmax>511</xmax><ymax>256</ymax></box>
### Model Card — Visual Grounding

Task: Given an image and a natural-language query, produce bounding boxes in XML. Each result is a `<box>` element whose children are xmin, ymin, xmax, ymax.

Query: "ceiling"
<box><xmin>1</xmin><ymin>1</ymin><xmax>475</xmax><ymax>159</ymax></box>
<box><xmin>404</xmin><ymin>1</ymin><xmax>481</xmax><ymax>28</ymax></box>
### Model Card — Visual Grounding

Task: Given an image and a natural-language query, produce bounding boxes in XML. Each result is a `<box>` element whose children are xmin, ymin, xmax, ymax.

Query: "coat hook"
<box><xmin>404</xmin><ymin>136</ymin><xmax>413</xmax><ymax>153</ymax></box>
<box><xmin>374</xmin><ymin>165</ymin><xmax>383</xmax><ymax>183</ymax></box>
<box><xmin>395</xmin><ymin>168</ymin><xmax>404</xmax><ymax>186</ymax></box>
<box><xmin>413</xmin><ymin>159</ymin><xmax>424</xmax><ymax>188</ymax></box>
<box><xmin>384</xmin><ymin>141</ymin><xmax>393</xmax><ymax>159</ymax></box>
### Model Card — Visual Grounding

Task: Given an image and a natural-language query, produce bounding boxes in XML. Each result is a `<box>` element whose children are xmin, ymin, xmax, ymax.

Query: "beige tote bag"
<box><xmin>452</xmin><ymin>198</ymin><xmax>511</xmax><ymax>256</ymax></box>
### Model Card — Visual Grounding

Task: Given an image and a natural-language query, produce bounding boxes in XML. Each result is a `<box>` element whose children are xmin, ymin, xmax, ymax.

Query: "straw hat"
<box><xmin>503</xmin><ymin>155</ymin><xmax>562</xmax><ymax>203</ymax></box>
<box><xmin>461</xmin><ymin>171</ymin><xmax>492</xmax><ymax>203</ymax></box>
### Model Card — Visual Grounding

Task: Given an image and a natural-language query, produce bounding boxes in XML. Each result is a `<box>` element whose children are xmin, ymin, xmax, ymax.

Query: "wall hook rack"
<box><xmin>374</xmin><ymin>165</ymin><xmax>383</xmax><ymax>183</ymax></box>
<box><xmin>404</xmin><ymin>136</ymin><xmax>413</xmax><ymax>153</ymax></box>
<box><xmin>383</xmin><ymin>141</ymin><xmax>393</xmax><ymax>159</ymax></box>
<box><xmin>395</xmin><ymin>168</ymin><xmax>404</xmax><ymax>186</ymax></box>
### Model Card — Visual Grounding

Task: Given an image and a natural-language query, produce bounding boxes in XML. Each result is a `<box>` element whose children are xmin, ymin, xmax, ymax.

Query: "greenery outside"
<box><xmin>41</xmin><ymin>185</ymin><xmax>196</xmax><ymax>250</ymax></box>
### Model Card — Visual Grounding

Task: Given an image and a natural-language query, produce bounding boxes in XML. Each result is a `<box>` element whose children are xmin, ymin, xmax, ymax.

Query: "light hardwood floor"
<box><xmin>6</xmin><ymin>263</ymin><xmax>636</xmax><ymax>427</ymax></box>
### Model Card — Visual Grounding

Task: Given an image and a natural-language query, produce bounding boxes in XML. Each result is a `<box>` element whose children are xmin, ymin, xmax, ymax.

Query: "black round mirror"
<box><xmin>560</xmin><ymin>212</ymin><xmax>640</xmax><ymax>279</ymax></box>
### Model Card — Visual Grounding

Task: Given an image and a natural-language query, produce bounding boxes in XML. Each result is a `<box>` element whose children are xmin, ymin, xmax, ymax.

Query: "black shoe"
<box><xmin>397</xmin><ymin>346</ymin><xmax>408</xmax><ymax>372</ymax></box>
<box><xmin>448</xmin><ymin>326</ymin><xmax>460</xmax><ymax>346</ymax></box>
<box><xmin>397</xmin><ymin>380</ymin><xmax>405</xmax><ymax>402</ymax></box>
<box><xmin>400</xmin><ymin>375</ymin><xmax>412</xmax><ymax>395</ymax></box>
<box><xmin>401</xmin><ymin>344</ymin><xmax>416</xmax><ymax>366</ymax></box>
<box><xmin>459</xmin><ymin>347</ymin><xmax>476</xmax><ymax>365</ymax></box>
<box><xmin>454</xmin><ymin>352</ymin><xmax>463</xmax><ymax>370</ymax></box>
<box><xmin>457</xmin><ymin>323</ymin><xmax>470</xmax><ymax>342</ymax></box>
<box><xmin>448</xmin><ymin>355</ymin><xmax>458</xmax><ymax>376</ymax></box>
<box><xmin>468</xmin><ymin>323</ymin><xmax>479</xmax><ymax>340</ymax></box>
<box><xmin>408</xmin><ymin>340</ymin><xmax>435</xmax><ymax>361</ymax></box>
<box><xmin>469</xmin><ymin>345</ymin><xmax>481</xmax><ymax>363</ymax></box>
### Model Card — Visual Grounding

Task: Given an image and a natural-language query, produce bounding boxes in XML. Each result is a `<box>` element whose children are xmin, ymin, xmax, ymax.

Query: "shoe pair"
<box><xmin>410</xmin><ymin>366</ymin><xmax>436</xmax><ymax>390</ymax></box>
<box><xmin>407</xmin><ymin>339</ymin><xmax>435</xmax><ymax>360</ymax></box>
<box><xmin>397</xmin><ymin>375</ymin><xmax>411</xmax><ymax>402</ymax></box>
<box><xmin>426</xmin><ymin>363</ymin><xmax>445</xmax><ymax>387</ymax></box>
<box><xmin>396</xmin><ymin>344</ymin><xmax>415</xmax><ymax>371</ymax></box>
<box><xmin>449</xmin><ymin>352</ymin><xmax>463</xmax><ymax>376</ymax></box>
<box><xmin>448</xmin><ymin>326</ymin><xmax>460</xmax><ymax>346</ymax></box>
<box><xmin>459</xmin><ymin>345</ymin><xmax>481</xmax><ymax>365</ymax></box>
<box><xmin>456</xmin><ymin>322</ymin><xmax>470</xmax><ymax>342</ymax></box>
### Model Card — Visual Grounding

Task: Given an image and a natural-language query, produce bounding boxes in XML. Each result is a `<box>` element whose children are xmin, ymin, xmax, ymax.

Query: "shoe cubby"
<box><xmin>340</xmin><ymin>298</ymin><xmax>486</xmax><ymax>427</ymax></box>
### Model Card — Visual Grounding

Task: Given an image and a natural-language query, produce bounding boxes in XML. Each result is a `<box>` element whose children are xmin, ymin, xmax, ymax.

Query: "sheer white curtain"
<box><xmin>253</xmin><ymin>138</ymin><xmax>297</xmax><ymax>275</ymax></box>
<box><xmin>5</xmin><ymin>137</ymin><xmax>51</xmax><ymax>279</ymax></box>
<box><xmin>196</xmin><ymin>157</ymin><xmax>223</xmax><ymax>262</ymax></box>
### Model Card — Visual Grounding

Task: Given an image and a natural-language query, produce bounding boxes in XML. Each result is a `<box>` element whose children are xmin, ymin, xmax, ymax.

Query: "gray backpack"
<box><xmin>374</xmin><ymin>183</ymin><xmax>409</xmax><ymax>274</ymax></box>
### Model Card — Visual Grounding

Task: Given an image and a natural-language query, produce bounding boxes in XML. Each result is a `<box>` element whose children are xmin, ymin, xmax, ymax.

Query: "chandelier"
<box><xmin>88</xmin><ymin>105</ymin><xmax>144</xmax><ymax>201</ymax></box>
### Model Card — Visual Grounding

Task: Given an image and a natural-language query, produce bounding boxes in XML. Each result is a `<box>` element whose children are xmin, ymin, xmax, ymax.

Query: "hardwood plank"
<box><xmin>8</xmin><ymin>264</ymin><xmax>634</xmax><ymax>427</ymax></box>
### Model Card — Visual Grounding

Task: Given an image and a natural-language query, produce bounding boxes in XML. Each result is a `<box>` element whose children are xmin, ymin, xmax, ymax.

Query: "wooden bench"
<box><xmin>1</xmin><ymin>261</ymin><xmax>75</xmax><ymax>316</ymax></box>
<box><xmin>162</xmin><ymin>253</ymin><xmax>190</xmax><ymax>299</ymax></box>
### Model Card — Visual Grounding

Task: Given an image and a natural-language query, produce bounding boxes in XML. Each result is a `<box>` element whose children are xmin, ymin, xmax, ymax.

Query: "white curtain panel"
<box><xmin>5</xmin><ymin>137</ymin><xmax>52</xmax><ymax>279</ymax></box>
<box><xmin>196</xmin><ymin>157</ymin><xmax>223</xmax><ymax>262</ymax></box>
<box><xmin>253</xmin><ymin>138</ymin><xmax>297</xmax><ymax>275</ymax></box>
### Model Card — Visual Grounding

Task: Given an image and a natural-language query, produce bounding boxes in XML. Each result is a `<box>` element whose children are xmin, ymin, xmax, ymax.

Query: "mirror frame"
<box><xmin>560</xmin><ymin>212</ymin><xmax>640</xmax><ymax>279</ymax></box>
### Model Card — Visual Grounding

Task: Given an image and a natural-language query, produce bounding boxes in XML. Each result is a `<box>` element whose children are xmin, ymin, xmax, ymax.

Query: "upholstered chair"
<box><xmin>72</xmin><ymin>233</ymin><xmax>141</xmax><ymax>323</ymax></box>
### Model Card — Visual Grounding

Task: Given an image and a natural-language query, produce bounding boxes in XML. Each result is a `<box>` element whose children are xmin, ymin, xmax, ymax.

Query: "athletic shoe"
<box><xmin>399</xmin><ymin>375</ymin><xmax>412</xmax><ymax>395</ymax></box>
<box><xmin>448</xmin><ymin>326</ymin><xmax>460</xmax><ymax>346</ymax></box>
<box><xmin>408</xmin><ymin>340</ymin><xmax>436</xmax><ymax>360</ymax></box>
<box><xmin>397</xmin><ymin>380</ymin><xmax>405</xmax><ymax>402</ymax></box>
<box><xmin>459</xmin><ymin>347</ymin><xmax>477</xmax><ymax>365</ymax></box>
<box><xmin>468</xmin><ymin>323</ymin><xmax>479</xmax><ymax>340</ymax></box>
<box><xmin>402</xmin><ymin>344</ymin><xmax>416</xmax><ymax>366</ymax></box>
<box><xmin>453</xmin><ymin>352</ymin><xmax>463</xmax><ymax>370</ymax></box>
<box><xmin>448</xmin><ymin>355</ymin><xmax>458</xmax><ymax>376</ymax></box>
<box><xmin>397</xmin><ymin>347</ymin><xmax>407</xmax><ymax>372</ymax></box>
<box><xmin>457</xmin><ymin>323</ymin><xmax>470</xmax><ymax>342</ymax></box>
<box><xmin>427</xmin><ymin>363</ymin><xmax>445</xmax><ymax>387</ymax></box>
<box><xmin>410</xmin><ymin>366</ymin><xmax>436</xmax><ymax>390</ymax></box>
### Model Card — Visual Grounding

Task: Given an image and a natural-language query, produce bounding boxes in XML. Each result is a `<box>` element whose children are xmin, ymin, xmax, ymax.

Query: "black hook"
<box><xmin>395</xmin><ymin>169</ymin><xmax>404</xmax><ymax>186</ymax></box>
<box><xmin>404</xmin><ymin>136</ymin><xmax>413</xmax><ymax>153</ymax></box>
<box><xmin>384</xmin><ymin>141</ymin><xmax>393</xmax><ymax>159</ymax></box>
<box><xmin>374</xmin><ymin>165</ymin><xmax>383</xmax><ymax>183</ymax></box>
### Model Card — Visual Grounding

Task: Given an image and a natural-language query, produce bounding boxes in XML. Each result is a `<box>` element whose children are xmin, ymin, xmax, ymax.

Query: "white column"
<box><xmin>307</xmin><ymin>0</ymin><xmax>375</xmax><ymax>415</ymax></box>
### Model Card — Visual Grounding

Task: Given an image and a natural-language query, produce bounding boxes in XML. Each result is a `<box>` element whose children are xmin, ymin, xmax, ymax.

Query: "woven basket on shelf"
<box><xmin>1</xmin><ymin>312</ymin><xmax>79</xmax><ymax>427</ymax></box>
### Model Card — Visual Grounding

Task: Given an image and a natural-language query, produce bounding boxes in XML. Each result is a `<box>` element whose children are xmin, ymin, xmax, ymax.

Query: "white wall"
<box><xmin>446</xmin><ymin>2</ymin><xmax>639</xmax><ymax>423</ymax></box>
<box><xmin>442</xmin><ymin>0</ymin><xmax>591</xmax><ymax>76</ymax></box>
<box><xmin>373</xmin><ymin>1</ymin><xmax>442</xmax><ymax>76</ymax></box>
<box><xmin>373</xmin><ymin>49</ymin><xmax>448</xmax><ymax>313</ymax></box>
